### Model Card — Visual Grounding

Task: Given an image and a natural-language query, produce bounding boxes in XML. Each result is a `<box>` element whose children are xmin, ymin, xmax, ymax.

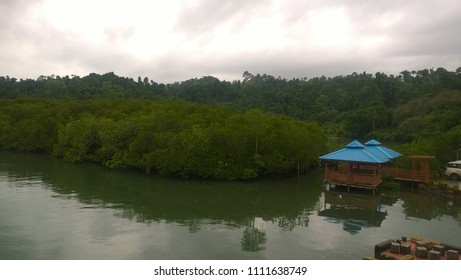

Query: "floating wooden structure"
<box><xmin>320</xmin><ymin>140</ymin><xmax>434</xmax><ymax>191</ymax></box>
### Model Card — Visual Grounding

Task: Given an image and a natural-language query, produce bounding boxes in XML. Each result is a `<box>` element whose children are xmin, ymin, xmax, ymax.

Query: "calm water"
<box><xmin>0</xmin><ymin>151</ymin><xmax>460</xmax><ymax>260</ymax></box>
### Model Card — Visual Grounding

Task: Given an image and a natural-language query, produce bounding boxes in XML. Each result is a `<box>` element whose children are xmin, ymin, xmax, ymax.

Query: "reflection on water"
<box><xmin>241</xmin><ymin>221</ymin><xmax>267</xmax><ymax>252</ymax></box>
<box><xmin>319</xmin><ymin>190</ymin><xmax>387</xmax><ymax>235</ymax></box>
<box><xmin>0</xmin><ymin>151</ymin><xmax>460</xmax><ymax>260</ymax></box>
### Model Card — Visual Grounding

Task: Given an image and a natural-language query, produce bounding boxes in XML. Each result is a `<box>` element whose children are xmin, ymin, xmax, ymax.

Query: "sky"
<box><xmin>1</xmin><ymin>0</ymin><xmax>460</xmax><ymax>83</ymax></box>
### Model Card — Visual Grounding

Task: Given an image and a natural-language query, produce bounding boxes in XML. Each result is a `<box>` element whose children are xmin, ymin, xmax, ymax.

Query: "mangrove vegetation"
<box><xmin>0</xmin><ymin>99</ymin><xmax>325</xmax><ymax>180</ymax></box>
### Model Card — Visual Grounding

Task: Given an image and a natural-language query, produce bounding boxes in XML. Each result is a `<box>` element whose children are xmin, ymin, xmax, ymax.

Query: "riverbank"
<box><xmin>410</xmin><ymin>179</ymin><xmax>461</xmax><ymax>201</ymax></box>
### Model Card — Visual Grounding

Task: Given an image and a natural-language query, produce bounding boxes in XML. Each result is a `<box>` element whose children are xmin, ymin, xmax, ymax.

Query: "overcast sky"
<box><xmin>1</xmin><ymin>0</ymin><xmax>460</xmax><ymax>83</ymax></box>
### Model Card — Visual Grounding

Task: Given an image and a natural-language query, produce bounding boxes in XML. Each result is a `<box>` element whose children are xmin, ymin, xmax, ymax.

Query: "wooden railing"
<box><xmin>381</xmin><ymin>167</ymin><xmax>428</xmax><ymax>182</ymax></box>
<box><xmin>324</xmin><ymin>169</ymin><xmax>382</xmax><ymax>188</ymax></box>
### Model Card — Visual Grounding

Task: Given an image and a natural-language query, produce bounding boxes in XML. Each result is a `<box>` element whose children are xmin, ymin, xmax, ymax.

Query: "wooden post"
<box><xmin>324</xmin><ymin>162</ymin><xmax>328</xmax><ymax>184</ymax></box>
<box><xmin>423</xmin><ymin>158</ymin><xmax>430</xmax><ymax>182</ymax></box>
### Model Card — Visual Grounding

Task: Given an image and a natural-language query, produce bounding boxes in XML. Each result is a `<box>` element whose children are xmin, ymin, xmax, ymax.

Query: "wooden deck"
<box><xmin>324</xmin><ymin>168</ymin><xmax>382</xmax><ymax>189</ymax></box>
<box><xmin>381</xmin><ymin>167</ymin><xmax>428</xmax><ymax>183</ymax></box>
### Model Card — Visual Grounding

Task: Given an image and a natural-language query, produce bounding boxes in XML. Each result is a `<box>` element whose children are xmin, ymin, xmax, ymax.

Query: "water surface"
<box><xmin>0</xmin><ymin>151</ymin><xmax>460</xmax><ymax>259</ymax></box>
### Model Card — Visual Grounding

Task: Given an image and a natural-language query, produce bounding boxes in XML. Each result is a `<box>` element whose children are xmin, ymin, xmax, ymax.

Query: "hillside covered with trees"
<box><xmin>1</xmin><ymin>67</ymin><xmax>461</xmax><ymax>177</ymax></box>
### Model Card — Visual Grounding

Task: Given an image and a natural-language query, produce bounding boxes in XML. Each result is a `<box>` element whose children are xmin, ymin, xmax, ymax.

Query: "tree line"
<box><xmin>0</xmin><ymin>99</ymin><xmax>326</xmax><ymax>180</ymax></box>
<box><xmin>1</xmin><ymin>67</ymin><xmax>461</xmax><ymax>175</ymax></box>
<box><xmin>2</xmin><ymin>68</ymin><xmax>461</xmax><ymax>140</ymax></box>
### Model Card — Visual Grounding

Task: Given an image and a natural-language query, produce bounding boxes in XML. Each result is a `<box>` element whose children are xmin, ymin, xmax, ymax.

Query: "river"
<box><xmin>0</xmin><ymin>151</ymin><xmax>460</xmax><ymax>260</ymax></box>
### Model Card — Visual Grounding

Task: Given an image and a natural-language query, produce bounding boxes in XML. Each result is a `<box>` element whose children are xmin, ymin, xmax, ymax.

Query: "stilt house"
<box><xmin>319</xmin><ymin>139</ymin><xmax>401</xmax><ymax>190</ymax></box>
<box><xmin>320</xmin><ymin>139</ymin><xmax>434</xmax><ymax>191</ymax></box>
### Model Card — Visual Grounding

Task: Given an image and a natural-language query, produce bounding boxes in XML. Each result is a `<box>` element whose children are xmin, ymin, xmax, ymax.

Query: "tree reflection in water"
<box><xmin>241</xmin><ymin>219</ymin><xmax>266</xmax><ymax>252</ymax></box>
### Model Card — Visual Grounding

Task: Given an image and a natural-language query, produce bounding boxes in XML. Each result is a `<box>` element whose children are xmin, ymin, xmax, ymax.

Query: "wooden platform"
<box><xmin>324</xmin><ymin>165</ymin><xmax>382</xmax><ymax>190</ymax></box>
<box><xmin>382</xmin><ymin>156</ymin><xmax>434</xmax><ymax>183</ymax></box>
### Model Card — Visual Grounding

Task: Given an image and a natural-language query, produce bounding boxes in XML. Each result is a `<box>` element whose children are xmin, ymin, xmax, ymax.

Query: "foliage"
<box><xmin>0</xmin><ymin>99</ymin><xmax>326</xmax><ymax>180</ymax></box>
<box><xmin>381</xmin><ymin>176</ymin><xmax>401</xmax><ymax>189</ymax></box>
<box><xmin>1</xmin><ymin>67</ymin><xmax>461</xmax><ymax>174</ymax></box>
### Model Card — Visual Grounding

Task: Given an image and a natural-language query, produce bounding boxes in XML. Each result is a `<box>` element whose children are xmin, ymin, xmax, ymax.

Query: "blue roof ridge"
<box><xmin>365</xmin><ymin>139</ymin><xmax>382</xmax><ymax>146</ymax></box>
<box><xmin>346</xmin><ymin>140</ymin><xmax>364</xmax><ymax>148</ymax></box>
<box><xmin>319</xmin><ymin>139</ymin><xmax>401</xmax><ymax>163</ymax></box>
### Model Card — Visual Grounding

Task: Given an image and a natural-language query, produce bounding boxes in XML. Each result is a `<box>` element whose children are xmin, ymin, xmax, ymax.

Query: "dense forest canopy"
<box><xmin>0</xmin><ymin>99</ymin><xmax>326</xmax><ymax>180</ymax></box>
<box><xmin>1</xmin><ymin>67</ymin><xmax>461</xmax><ymax>177</ymax></box>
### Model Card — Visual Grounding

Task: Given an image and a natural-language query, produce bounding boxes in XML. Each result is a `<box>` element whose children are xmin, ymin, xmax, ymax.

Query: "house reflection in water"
<box><xmin>318</xmin><ymin>189</ymin><xmax>387</xmax><ymax>235</ymax></box>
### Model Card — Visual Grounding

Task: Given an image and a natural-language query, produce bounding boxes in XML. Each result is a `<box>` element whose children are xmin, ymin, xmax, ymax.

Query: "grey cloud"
<box><xmin>174</xmin><ymin>0</ymin><xmax>267</xmax><ymax>35</ymax></box>
<box><xmin>1</xmin><ymin>0</ymin><xmax>460</xmax><ymax>83</ymax></box>
<box><xmin>103</xmin><ymin>25</ymin><xmax>137</xmax><ymax>44</ymax></box>
<box><xmin>138</xmin><ymin>48</ymin><xmax>364</xmax><ymax>83</ymax></box>
<box><xmin>0</xmin><ymin>0</ymin><xmax>40</xmax><ymax>14</ymax></box>
<box><xmin>360</xmin><ymin>1</ymin><xmax>461</xmax><ymax>75</ymax></box>
<box><xmin>0</xmin><ymin>21</ymin><xmax>128</xmax><ymax>78</ymax></box>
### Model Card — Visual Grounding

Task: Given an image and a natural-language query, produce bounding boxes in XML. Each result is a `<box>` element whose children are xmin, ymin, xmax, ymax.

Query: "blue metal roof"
<box><xmin>319</xmin><ymin>139</ymin><xmax>401</xmax><ymax>164</ymax></box>
<box><xmin>346</xmin><ymin>140</ymin><xmax>365</xmax><ymax>148</ymax></box>
<box><xmin>364</xmin><ymin>139</ymin><xmax>402</xmax><ymax>160</ymax></box>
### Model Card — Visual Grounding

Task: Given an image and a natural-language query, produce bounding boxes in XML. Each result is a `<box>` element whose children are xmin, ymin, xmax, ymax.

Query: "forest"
<box><xmin>1</xmin><ymin>67</ymin><xmax>461</xmax><ymax>179</ymax></box>
<box><xmin>0</xmin><ymin>99</ymin><xmax>325</xmax><ymax>180</ymax></box>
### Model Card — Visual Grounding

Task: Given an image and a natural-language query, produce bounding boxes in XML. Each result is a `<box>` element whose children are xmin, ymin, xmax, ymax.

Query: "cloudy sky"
<box><xmin>1</xmin><ymin>0</ymin><xmax>460</xmax><ymax>83</ymax></box>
